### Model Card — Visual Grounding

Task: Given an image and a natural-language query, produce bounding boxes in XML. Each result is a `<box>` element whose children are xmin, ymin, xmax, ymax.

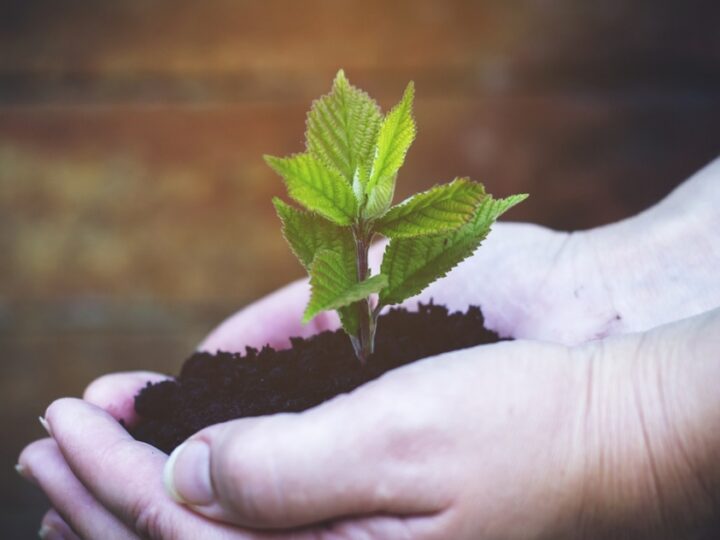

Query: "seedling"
<box><xmin>266</xmin><ymin>70</ymin><xmax>527</xmax><ymax>363</ymax></box>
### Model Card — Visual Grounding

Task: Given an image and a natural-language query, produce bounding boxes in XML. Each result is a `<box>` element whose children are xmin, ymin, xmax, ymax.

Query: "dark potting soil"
<box><xmin>131</xmin><ymin>303</ymin><xmax>500</xmax><ymax>453</ymax></box>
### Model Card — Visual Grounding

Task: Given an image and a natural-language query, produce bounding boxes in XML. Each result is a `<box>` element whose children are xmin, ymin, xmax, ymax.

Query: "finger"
<box><xmin>40</xmin><ymin>509</ymin><xmax>82</xmax><ymax>540</ymax></box>
<box><xmin>44</xmin><ymin>398</ymin><xmax>229</xmax><ymax>538</ymax></box>
<box><xmin>83</xmin><ymin>371</ymin><xmax>170</xmax><ymax>426</ymax></box>
<box><xmin>199</xmin><ymin>279</ymin><xmax>340</xmax><ymax>354</ymax></box>
<box><xmin>38</xmin><ymin>502</ymin><xmax>441</xmax><ymax>540</ymax></box>
<box><xmin>31</xmin><ymin>402</ymin><xmax>442</xmax><ymax>539</ymax></box>
<box><xmin>163</xmin><ymin>388</ymin><xmax>449</xmax><ymax>529</ymax></box>
<box><xmin>43</xmin><ymin>398</ymin><xmax>303</xmax><ymax>539</ymax></box>
<box><xmin>18</xmin><ymin>438</ymin><xmax>136</xmax><ymax>539</ymax></box>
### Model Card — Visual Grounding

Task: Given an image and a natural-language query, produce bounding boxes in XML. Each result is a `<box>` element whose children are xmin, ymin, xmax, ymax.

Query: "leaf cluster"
<box><xmin>266</xmin><ymin>70</ymin><xmax>527</xmax><ymax>346</ymax></box>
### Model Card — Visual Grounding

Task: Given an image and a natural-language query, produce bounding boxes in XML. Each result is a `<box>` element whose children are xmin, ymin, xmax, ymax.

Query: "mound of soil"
<box><xmin>131</xmin><ymin>303</ymin><xmax>500</xmax><ymax>453</ymax></box>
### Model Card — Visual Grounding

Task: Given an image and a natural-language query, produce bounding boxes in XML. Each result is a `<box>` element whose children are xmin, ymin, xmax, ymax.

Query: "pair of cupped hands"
<box><xmin>20</xmin><ymin>159</ymin><xmax>720</xmax><ymax>539</ymax></box>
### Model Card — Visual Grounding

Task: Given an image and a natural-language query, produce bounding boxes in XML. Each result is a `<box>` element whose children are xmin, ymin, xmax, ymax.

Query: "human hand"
<box><xmin>20</xmin><ymin>308</ymin><xmax>720</xmax><ymax>538</ymax></box>
<box><xmin>20</xmin><ymin>157</ymin><xmax>720</xmax><ymax>538</ymax></box>
<box><xmin>201</xmin><ymin>157</ymin><xmax>720</xmax><ymax>352</ymax></box>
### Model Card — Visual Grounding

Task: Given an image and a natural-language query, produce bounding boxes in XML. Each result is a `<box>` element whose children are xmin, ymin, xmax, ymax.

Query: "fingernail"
<box><xmin>38</xmin><ymin>524</ymin><xmax>61</xmax><ymax>539</ymax></box>
<box><xmin>15</xmin><ymin>463</ymin><xmax>32</xmax><ymax>480</ymax></box>
<box><xmin>164</xmin><ymin>440</ymin><xmax>214</xmax><ymax>506</ymax></box>
<box><xmin>39</xmin><ymin>416</ymin><xmax>53</xmax><ymax>437</ymax></box>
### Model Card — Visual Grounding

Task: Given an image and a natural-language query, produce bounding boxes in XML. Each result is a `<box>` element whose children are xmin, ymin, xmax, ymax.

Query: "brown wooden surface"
<box><xmin>2</xmin><ymin>1</ymin><xmax>720</xmax><ymax>536</ymax></box>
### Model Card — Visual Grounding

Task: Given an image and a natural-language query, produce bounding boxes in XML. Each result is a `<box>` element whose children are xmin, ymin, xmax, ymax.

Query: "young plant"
<box><xmin>266</xmin><ymin>70</ymin><xmax>527</xmax><ymax>364</ymax></box>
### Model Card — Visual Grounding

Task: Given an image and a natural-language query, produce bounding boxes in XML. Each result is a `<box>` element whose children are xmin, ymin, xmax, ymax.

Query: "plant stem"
<box><xmin>353</xmin><ymin>225</ymin><xmax>375</xmax><ymax>365</ymax></box>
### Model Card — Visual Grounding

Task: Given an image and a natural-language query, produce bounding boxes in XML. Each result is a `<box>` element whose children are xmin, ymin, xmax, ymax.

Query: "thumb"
<box><xmin>161</xmin><ymin>386</ymin><xmax>443</xmax><ymax>529</ymax></box>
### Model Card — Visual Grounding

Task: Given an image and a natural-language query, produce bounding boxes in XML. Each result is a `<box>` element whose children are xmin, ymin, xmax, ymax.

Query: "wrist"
<box><xmin>584</xmin><ymin>175</ymin><xmax>720</xmax><ymax>334</ymax></box>
<box><xmin>576</xmin><ymin>312</ymin><xmax>720</xmax><ymax>538</ymax></box>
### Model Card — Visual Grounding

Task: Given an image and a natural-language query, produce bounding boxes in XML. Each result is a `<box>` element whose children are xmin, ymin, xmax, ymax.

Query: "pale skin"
<box><xmin>18</xmin><ymin>158</ymin><xmax>720</xmax><ymax>539</ymax></box>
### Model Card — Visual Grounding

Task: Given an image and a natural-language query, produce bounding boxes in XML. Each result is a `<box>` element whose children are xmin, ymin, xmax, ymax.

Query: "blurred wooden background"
<box><xmin>1</xmin><ymin>1</ymin><xmax>719</xmax><ymax>536</ymax></box>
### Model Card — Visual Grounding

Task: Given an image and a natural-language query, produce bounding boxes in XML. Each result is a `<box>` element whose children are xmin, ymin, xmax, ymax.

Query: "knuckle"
<box><xmin>319</xmin><ymin>527</ymin><xmax>372</xmax><ymax>540</ymax></box>
<box><xmin>19</xmin><ymin>437</ymin><xmax>55</xmax><ymax>463</ymax></box>
<box><xmin>318</xmin><ymin>519</ymin><xmax>419</xmax><ymax>540</ymax></box>
<box><xmin>375</xmin><ymin>402</ymin><xmax>435</xmax><ymax>464</ymax></box>
<box><xmin>44</xmin><ymin>396</ymin><xmax>77</xmax><ymax>422</ymax></box>
<box><xmin>129</xmin><ymin>497</ymin><xmax>176</xmax><ymax>540</ymax></box>
<box><xmin>211</xmin><ymin>426</ymin><xmax>289</xmax><ymax>523</ymax></box>
<box><xmin>82</xmin><ymin>374</ymin><xmax>113</xmax><ymax>401</ymax></box>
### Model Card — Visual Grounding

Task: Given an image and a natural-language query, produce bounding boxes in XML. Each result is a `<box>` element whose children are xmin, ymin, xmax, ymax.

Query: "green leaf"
<box><xmin>363</xmin><ymin>173</ymin><xmax>397</xmax><ymax>220</ymax></box>
<box><xmin>305</xmin><ymin>69</ymin><xmax>383</xmax><ymax>185</ymax></box>
<box><xmin>379</xmin><ymin>193</ymin><xmax>528</xmax><ymax>305</ymax></box>
<box><xmin>364</xmin><ymin>82</ymin><xmax>416</xmax><ymax>218</ymax></box>
<box><xmin>265</xmin><ymin>153</ymin><xmax>357</xmax><ymax>226</ymax></box>
<box><xmin>376</xmin><ymin>178</ymin><xmax>487</xmax><ymax>238</ymax></box>
<box><xmin>272</xmin><ymin>197</ymin><xmax>354</xmax><ymax>270</ymax></box>
<box><xmin>337</xmin><ymin>303</ymin><xmax>361</xmax><ymax>336</ymax></box>
<box><xmin>303</xmin><ymin>250</ymin><xmax>388</xmax><ymax>323</ymax></box>
<box><xmin>272</xmin><ymin>200</ymin><xmax>363</xmax><ymax>334</ymax></box>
